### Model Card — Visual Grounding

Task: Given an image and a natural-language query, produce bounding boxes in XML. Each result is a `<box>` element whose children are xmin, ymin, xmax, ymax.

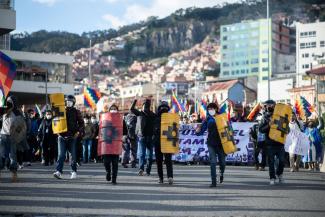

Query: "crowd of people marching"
<box><xmin>0</xmin><ymin>94</ymin><xmax>323</xmax><ymax>187</ymax></box>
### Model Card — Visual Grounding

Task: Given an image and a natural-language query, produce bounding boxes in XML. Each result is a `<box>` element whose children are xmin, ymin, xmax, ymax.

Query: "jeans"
<box><xmin>155</xmin><ymin>142</ymin><xmax>173</xmax><ymax>180</ymax></box>
<box><xmin>137</xmin><ymin>136</ymin><xmax>153</xmax><ymax>173</ymax></box>
<box><xmin>208</xmin><ymin>145</ymin><xmax>225</xmax><ymax>182</ymax></box>
<box><xmin>0</xmin><ymin>134</ymin><xmax>17</xmax><ymax>172</ymax></box>
<box><xmin>254</xmin><ymin>142</ymin><xmax>267</xmax><ymax>168</ymax></box>
<box><xmin>122</xmin><ymin>136</ymin><xmax>137</xmax><ymax>166</ymax></box>
<box><xmin>56</xmin><ymin>136</ymin><xmax>77</xmax><ymax>173</ymax></box>
<box><xmin>268</xmin><ymin>146</ymin><xmax>285</xmax><ymax>179</ymax></box>
<box><xmin>103</xmin><ymin>154</ymin><xmax>119</xmax><ymax>181</ymax></box>
<box><xmin>82</xmin><ymin>139</ymin><xmax>93</xmax><ymax>163</ymax></box>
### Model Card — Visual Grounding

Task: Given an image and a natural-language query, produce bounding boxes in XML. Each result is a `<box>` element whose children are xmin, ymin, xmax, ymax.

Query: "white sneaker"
<box><xmin>278</xmin><ymin>175</ymin><xmax>285</xmax><ymax>184</ymax></box>
<box><xmin>168</xmin><ymin>177</ymin><xmax>173</xmax><ymax>185</ymax></box>
<box><xmin>53</xmin><ymin>171</ymin><xmax>62</xmax><ymax>179</ymax></box>
<box><xmin>270</xmin><ymin>179</ymin><xmax>275</xmax><ymax>185</ymax></box>
<box><xmin>70</xmin><ymin>172</ymin><xmax>77</xmax><ymax>179</ymax></box>
<box><xmin>18</xmin><ymin>165</ymin><xmax>24</xmax><ymax>170</ymax></box>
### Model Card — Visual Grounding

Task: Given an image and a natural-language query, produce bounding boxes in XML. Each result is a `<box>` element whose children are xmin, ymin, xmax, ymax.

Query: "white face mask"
<box><xmin>208</xmin><ymin>110</ymin><xmax>216</xmax><ymax>116</ymax></box>
<box><xmin>84</xmin><ymin>119</ymin><xmax>89</xmax><ymax>123</ymax></box>
<box><xmin>110</xmin><ymin>110</ymin><xmax>117</xmax><ymax>113</ymax></box>
<box><xmin>46</xmin><ymin>115</ymin><xmax>52</xmax><ymax>119</ymax></box>
<box><xmin>66</xmin><ymin>101</ymin><xmax>74</xmax><ymax>108</ymax></box>
<box><xmin>91</xmin><ymin>119</ymin><xmax>96</xmax><ymax>124</ymax></box>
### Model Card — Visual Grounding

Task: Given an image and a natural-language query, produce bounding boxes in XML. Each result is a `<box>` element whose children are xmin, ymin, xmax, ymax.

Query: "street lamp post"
<box><xmin>45</xmin><ymin>70</ymin><xmax>48</xmax><ymax>109</ymax></box>
<box><xmin>267</xmin><ymin>0</ymin><xmax>271</xmax><ymax>100</ymax></box>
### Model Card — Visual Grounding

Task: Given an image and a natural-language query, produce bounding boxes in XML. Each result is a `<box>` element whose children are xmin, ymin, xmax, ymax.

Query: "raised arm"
<box><xmin>130</xmin><ymin>99</ymin><xmax>141</xmax><ymax>116</ymax></box>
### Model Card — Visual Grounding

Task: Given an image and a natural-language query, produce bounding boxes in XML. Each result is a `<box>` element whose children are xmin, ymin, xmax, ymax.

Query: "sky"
<box><xmin>16</xmin><ymin>0</ymin><xmax>238</xmax><ymax>34</ymax></box>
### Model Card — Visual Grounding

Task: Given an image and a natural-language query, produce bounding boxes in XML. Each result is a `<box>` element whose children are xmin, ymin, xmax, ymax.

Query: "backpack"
<box><xmin>11</xmin><ymin>113</ymin><xmax>27</xmax><ymax>145</ymax></box>
<box><xmin>125</xmin><ymin>113</ymin><xmax>137</xmax><ymax>139</ymax></box>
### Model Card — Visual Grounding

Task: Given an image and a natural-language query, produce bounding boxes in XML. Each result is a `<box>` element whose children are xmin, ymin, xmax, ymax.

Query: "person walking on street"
<box><xmin>196</xmin><ymin>103</ymin><xmax>226</xmax><ymax>188</ymax></box>
<box><xmin>53</xmin><ymin>95</ymin><xmax>84</xmax><ymax>180</ymax></box>
<box><xmin>130</xmin><ymin>98</ymin><xmax>155</xmax><ymax>176</ymax></box>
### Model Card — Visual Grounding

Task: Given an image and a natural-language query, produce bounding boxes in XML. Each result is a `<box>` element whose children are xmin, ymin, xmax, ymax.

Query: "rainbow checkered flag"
<box><xmin>0</xmin><ymin>51</ymin><xmax>16</xmax><ymax>107</ymax></box>
<box><xmin>84</xmin><ymin>87</ymin><xmax>101</xmax><ymax>110</ymax></box>
<box><xmin>294</xmin><ymin>96</ymin><xmax>314</xmax><ymax>119</ymax></box>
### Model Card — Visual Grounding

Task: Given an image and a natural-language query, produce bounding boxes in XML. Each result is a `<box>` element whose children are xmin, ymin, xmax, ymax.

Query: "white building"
<box><xmin>296</xmin><ymin>21</ymin><xmax>325</xmax><ymax>87</ymax></box>
<box><xmin>0</xmin><ymin>50</ymin><xmax>74</xmax><ymax>105</ymax></box>
<box><xmin>257</xmin><ymin>78</ymin><xmax>294</xmax><ymax>103</ymax></box>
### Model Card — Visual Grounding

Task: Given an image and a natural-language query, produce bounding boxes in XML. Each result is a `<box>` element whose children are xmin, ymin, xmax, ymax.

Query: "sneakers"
<box><xmin>168</xmin><ymin>177</ymin><xmax>173</xmax><ymax>185</ymax></box>
<box><xmin>70</xmin><ymin>172</ymin><xmax>77</xmax><ymax>179</ymax></box>
<box><xmin>138</xmin><ymin>170</ymin><xmax>144</xmax><ymax>176</ymax></box>
<box><xmin>278</xmin><ymin>175</ymin><xmax>285</xmax><ymax>184</ymax></box>
<box><xmin>112</xmin><ymin>179</ymin><xmax>117</xmax><ymax>185</ymax></box>
<box><xmin>270</xmin><ymin>179</ymin><xmax>275</xmax><ymax>185</ymax></box>
<box><xmin>53</xmin><ymin>171</ymin><xmax>62</xmax><ymax>179</ymax></box>
<box><xmin>18</xmin><ymin>165</ymin><xmax>24</xmax><ymax>170</ymax></box>
<box><xmin>158</xmin><ymin>178</ymin><xmax>164</xmax><ymax>184</ymax></box>
<box><xmin>255</xmin><ymin>165</ymin><xmax>259</xmax><ymax>170</ymax></box>
<box><xmin>122</xmin><ymin>163</ymin><xmax>128</xmax><ymax>168</ymax></box>
<box><xmin>259</xmin><ymin>167</ymin><xmax>266</xmax><ymax>171</ymax></box>
<box><xmin>25</xmin><ymin>162</ymin><xmax>32</xmax><ymax>167</ymax></box>
<box><xmin>210</xmin><ymin>182</ymin><xmax>217</xmax><ymax>188</ymax></box>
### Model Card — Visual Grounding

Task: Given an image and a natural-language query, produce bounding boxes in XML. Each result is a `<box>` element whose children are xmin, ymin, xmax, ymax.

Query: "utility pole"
<box><xmin>88</xmin><ymin>39</ymin><xmax>92</xmax><ymax>86</ymax></box>
<box><xmin>45</xmin><ymin>69</ymin><xmax>48</xmax><ymax>109</ymax></box>
<box><xmin>267</xmin><ymin>0</ymin><xmax>271</xmax><ymax>100</ymax></box>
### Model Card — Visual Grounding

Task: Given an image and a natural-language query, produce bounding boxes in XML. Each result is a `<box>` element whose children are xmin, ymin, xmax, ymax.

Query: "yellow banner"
<box><xmin>269</xmin><ymin>103</ymin><xmax>292</xmax><ymax>144</ymax></box>
<box><xmin>49</xmin><ymin>93</ymin><xmax>67</xmax><ymax>134</ymax></box>
<box><xmin>215</xmin><ymin>113</ymin><xmax>237</xmax><ymax>154</ymax></box>
<box><xmin>161</xmin><ymin>113</ymin><xmax>180</xmax><ymax>154</ymax></box>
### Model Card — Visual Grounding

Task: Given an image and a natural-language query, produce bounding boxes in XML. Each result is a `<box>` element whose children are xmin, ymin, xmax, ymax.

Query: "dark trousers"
<box><xmin>122</xmin><ymin>136</ymin><xmax>137</xmax><ymax>166</ymax></box>
<box><xmin>254</xmin><ymin>142</ymin><xmax>267</xmax><ymax>168</ymax></box>
<box><xmin>103</xmin><ymin>154</ymin><xmax>119</xmax><ymax>181</ymax></box>
<box><xmin>91</xmin><ymin>138</ymin><xmax>98</xmax><ymax>161</ymax></box>
<box><xmin>42</xmin><ymin>139</ymin><xmax>55</xmax><ymax>165</ymax></box>
<box><xmin>155</xmin><ymin>143</ymin><xmax>173</xmax><ymax>180</ymax></box>
<box><xmin>268</xmin><ymin>146</ymin><xmax>285</xmax><ymax>179</ymax></box>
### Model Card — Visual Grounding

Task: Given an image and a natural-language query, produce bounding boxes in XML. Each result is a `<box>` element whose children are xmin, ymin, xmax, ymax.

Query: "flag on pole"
<box><xmin>219</xmin><ymin>99</ymin><xmax>233</xmax><ymax>120</ymax></box>
<box><xmin>0</xmin><ymin>51</ymin><xmax>16</xmax><ymax>107</ymax></box>
<box><xmin>294</xmin><ymin>96</ymin><xmax>314</xmax><ymax>119</ymax></box>
<box><xmin>199</xmin><ymin>100</ymin><xmax>207</xmax><ymax>120</ymax></box>
<box><xmin>84</xmin><ymin>87</ymin><xmax>101</xmax><ymax>110</ymax></box>
<box><xmin>247</xmin><ymin>103</ymin><xmax>262</xmax><ymax>121</ymax></box>
<box><xmin>171</xmin><ymin>90</ymin><xmax>185</xmax><ymax>112</ymax></box>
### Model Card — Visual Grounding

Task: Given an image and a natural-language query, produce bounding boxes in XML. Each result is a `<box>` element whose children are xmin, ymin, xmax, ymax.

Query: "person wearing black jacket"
<box><xmin>122</xmin><ymin>112</ymin><xmax>137</xmax><ymax>168</ymax></box>
<box><xmin>258</xmin><ymin>100</ymin><xmax>285</xmax><ymax>185</ymax></box>
<box><xmin>38</xmin><ymin>110</ymin><xmax>56</xmax><ymax>166</ymax></box>
<box><xmin>153</xmin><ymin>102</ymin><xmax>174</xmax><ymax>185</ymax></box>
<box><xmin>53</xmin><ymin>95</ymin><xmax>84</xmax><ymax>180</ymax></box>
<box><xmin>130</xmin><ymin>98</ymin><xmax>155</xmax><ymax>176</ymax></box>
<box><xmin>196</xmin><ymin>103</ymin><xmax>225</xmax><ymax>188</ymax></box>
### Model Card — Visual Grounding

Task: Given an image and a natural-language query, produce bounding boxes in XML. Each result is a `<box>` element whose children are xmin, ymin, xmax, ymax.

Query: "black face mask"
<box><xmin>267</xmin><ymin>107</ymin><xmax>274</xmax><ymax>113</ymax></box>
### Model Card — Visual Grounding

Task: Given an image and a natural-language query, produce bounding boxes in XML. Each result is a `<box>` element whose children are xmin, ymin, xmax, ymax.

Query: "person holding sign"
<box><xmin>98</xmin><ymin>104</ymin><xmax>123</xmax><ymax>185</ymax></box>
<box><xmin>53</xmin><ymin>95</ymin><xmax>85</xmax><ymax>180</ymax></box>
<box><xmin>153</xmin><ymin>102</ymin><xmax>177</xmax><ymax>185</ymax></box>
<box><xmin>196</xmin><ymin>102</ymin><xmax>225</xmax><ymax>188</ymax></box>
<box><xmin>288</xmin><ymin>113</ymin><xmax>304</xmax><ymax>172</ymax></box>
<box><xmin>259</xmin><ymin>100</ymin><xmax>291</xmax><ymax>185</ymax></box>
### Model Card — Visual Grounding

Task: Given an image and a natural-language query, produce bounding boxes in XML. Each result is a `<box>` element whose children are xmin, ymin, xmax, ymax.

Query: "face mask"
<box><xmin>84</xmin><ymin>119</ymin><xmax>89</xmax><ymax>123</ymax></box>
<box><xmin>208</xmin><ymin>110</ymin><xmax>216</xmax><ymax>116</ymax></box>
<box><xmin>110</xmin><ymin>110</ymin><xmax>117</xmax><ymax>113</ymax></box>
<box><xmin>66</xmin><ymin>101</ymin><xmax>74</xmax><ymax>107</ymax></box>
<box><xmin>46</xmin><ymin>115</ymin><xmax>52</xmax><ymax>119</ymax></box>
<box><xmin>91</xmin><ymin>119</ymin><xmax>96</xmax><ymax>124</ymax></box>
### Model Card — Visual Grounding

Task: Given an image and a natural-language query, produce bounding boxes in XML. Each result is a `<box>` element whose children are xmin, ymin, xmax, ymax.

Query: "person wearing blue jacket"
<box><xmin>196</xmin><ymin>102</ymin><xmax>225</xmax><ymax>188</ymax></box>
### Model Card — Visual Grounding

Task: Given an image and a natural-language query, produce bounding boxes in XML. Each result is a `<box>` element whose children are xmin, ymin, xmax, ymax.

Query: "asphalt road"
<box><xmin>0</xmin><ymin>162</ymin><xmax>324</xmax><ymax>217</ymax></box>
